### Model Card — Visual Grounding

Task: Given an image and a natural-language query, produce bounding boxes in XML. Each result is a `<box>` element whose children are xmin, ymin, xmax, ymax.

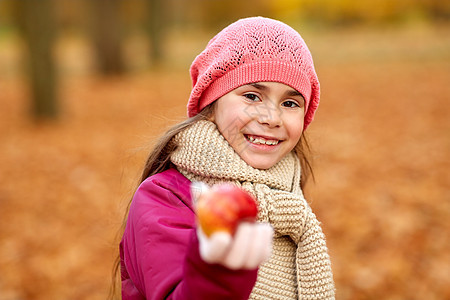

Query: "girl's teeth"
<box><xmin>247</xmin><ymin>135</ymin><xmax>279</xmax><ymax>145</ymax></box>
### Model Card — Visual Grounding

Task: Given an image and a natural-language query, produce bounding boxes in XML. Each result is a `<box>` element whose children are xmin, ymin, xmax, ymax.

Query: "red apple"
<box><xmin>195</xmin><ymin>183</ymin><xmax>258</xmax><ymax>237</ymax></box>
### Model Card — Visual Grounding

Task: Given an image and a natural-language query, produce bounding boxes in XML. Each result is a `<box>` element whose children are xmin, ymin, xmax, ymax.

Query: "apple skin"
<box><xmin>196</xmin><ymin>183</ymin><xmax>258</xmax><ymax>237</ymax></box>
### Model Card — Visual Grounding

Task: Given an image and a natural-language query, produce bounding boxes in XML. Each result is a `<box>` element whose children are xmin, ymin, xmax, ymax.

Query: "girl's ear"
<box><xmin>206</xmin><ymin>102</ymin><xmax>217</xmax><ymax>122</ymax></box>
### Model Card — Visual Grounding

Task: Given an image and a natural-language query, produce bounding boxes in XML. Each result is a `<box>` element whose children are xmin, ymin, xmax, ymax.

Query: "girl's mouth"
<box><xmin>244</xmin><ymin>134</ymin><xmax>280</xmax><ymax>146</ymax></box>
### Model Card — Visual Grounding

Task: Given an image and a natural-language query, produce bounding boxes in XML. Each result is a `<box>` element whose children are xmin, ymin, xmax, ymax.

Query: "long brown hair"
<box><xmin>108</xmin><ymin>106</ymin><xmax>214</xmax><ymax>299</ymax></box>
<box><xmin>108</xmin><ymin>104</ymin><xmax>315</xmax><ymax>298</ymax></box>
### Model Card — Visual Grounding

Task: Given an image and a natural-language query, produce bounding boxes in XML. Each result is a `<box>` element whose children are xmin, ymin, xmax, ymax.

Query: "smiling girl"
<box><xmin>118</xmin><ymin>17</ymin><xmax>335</xmax><ymax>299</ymax></box>
<box><xmin>212</xmin><ymin>82</ymin><xmax>306</xmax><ymax>170</ymax></box>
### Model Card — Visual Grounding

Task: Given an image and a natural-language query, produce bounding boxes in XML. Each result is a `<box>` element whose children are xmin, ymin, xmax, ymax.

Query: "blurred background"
<box><xmin>0</xmin><ymin>0</ymin><xmax>449</xmax><ymax>299</ymax></box>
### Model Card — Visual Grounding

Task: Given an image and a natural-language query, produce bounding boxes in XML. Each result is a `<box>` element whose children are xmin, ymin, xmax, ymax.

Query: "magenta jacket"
<box><xmin>120</xmin><ymin>168</ymin><xmax>258</xmax><ymax>299</ymax></box>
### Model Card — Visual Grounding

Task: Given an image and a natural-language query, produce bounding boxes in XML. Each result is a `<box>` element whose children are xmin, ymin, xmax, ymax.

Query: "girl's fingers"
<box><xmin>198</xmin><ymin>222</ymin><xmax>274</xmax><ymax>269</ymax></box>
<box><xmin>223</xmin><ymin>222</ymin><xmax>253</xmax><ymax>270</ymax></box>
<box><xmin>261</xmin><ymin>223</ymin><xmax>274</xmax><ymax>261</ymax></box>
<box><xmin>198</xmin><ymin>228</ymin><xmax>232</xmax><ymax>264</ymax></box>
<box><xmin>243</xmin><ymin>223</ymin><xmax>274</xmax><ymax>269</ymax></box>
<box><xmin>190</xmin><ymin>181</ymin><xmax>209</xmax><ymax>202</ymax></box>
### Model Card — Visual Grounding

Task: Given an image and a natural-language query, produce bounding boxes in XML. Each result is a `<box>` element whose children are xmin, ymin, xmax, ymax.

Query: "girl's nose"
<box><xmin>256</xmin><ymin>103</ymin><xmax>282</xmax><ymax>127</ymax></box>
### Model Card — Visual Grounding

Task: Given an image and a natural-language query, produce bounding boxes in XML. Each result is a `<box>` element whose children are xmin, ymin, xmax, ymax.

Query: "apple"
<box><xmin>195</xmin><ymin>183</ymin><xmax>258</xmax><ymax>237</ymax></box>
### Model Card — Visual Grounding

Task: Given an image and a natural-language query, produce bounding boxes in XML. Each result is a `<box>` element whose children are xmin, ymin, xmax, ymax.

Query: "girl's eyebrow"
<box><xmin>249</xmin><ymin>83</ymin><xmax>268</xmax><ymax>91</ymax></box>
<box><xmin>286</xmin><ymin>90</ymin><xmax>304</xmax><ymax>98</ymax></box>
<box><xmin>248</xmin><ymin>83</ymin><xmax>304</xmax><ymax>99</ymax></box>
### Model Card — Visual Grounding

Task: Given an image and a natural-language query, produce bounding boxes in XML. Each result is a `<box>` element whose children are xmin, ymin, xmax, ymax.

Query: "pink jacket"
<box><xmin>120</xmin><ymin>168</ymin><xmax>258</xmax><ymax>299</ymax></box>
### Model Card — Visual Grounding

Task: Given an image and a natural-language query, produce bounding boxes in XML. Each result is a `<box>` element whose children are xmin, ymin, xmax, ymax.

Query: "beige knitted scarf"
<box><xmin>170</xmin><ymin>120</ymin><xmax>335</xmax><ymax>299</ymax></box>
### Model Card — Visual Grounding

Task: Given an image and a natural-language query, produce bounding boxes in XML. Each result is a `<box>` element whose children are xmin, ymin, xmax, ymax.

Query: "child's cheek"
<box><xmin>239</xmin><ymin>104</ymin><xmax>259</xmax><ymax>122</ymax></box>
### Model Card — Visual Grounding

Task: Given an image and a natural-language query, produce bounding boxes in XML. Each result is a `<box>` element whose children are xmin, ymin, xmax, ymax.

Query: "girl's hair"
<box><xmin>108</xmin><ymin>105</ymin><xmax>214</xmax><ymax>299</ymax></box>
<box><xmin>139</xmin><ymin>105</ymin><xmax>216</xmax><ymax>182</ymax></box>
<box><xmin>108</xmin><ymin>104</ymin><xmax>314</xmax><ymax>298</ymax></box>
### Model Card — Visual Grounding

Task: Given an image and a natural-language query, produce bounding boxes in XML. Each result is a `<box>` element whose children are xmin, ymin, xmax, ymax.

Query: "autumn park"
<box><xmin>0</xmin><ymin>0</ymin><xmax>449</xmax><ymax>299</ymax></box>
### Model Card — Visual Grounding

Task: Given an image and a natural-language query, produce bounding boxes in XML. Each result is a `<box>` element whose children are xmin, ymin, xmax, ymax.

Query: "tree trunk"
<box><xmin>90</xmin><ymin>0</ymin><xmax>126</xmax><ymax>75</ymax></box>
<box><xmin>147</xmin><ymin>0</ymin><xmax>165</xmax><ymax>65</ymax></box>
<box><xmin>15</xmin><ymin>0</ymin><xmax>58</xmax><ymax>119</ymax></box>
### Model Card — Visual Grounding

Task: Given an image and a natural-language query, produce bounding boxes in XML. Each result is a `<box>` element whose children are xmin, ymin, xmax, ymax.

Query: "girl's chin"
<box><xmin>242</xmin><ymin>156</ymin><xmax>279</xmax><ymax>170</ymax></box>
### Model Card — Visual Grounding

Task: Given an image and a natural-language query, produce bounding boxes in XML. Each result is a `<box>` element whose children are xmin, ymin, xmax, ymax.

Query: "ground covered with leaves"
<box><xmin>0</xmin><ymin>23</ymin><xmax>449</xmax><ymax>299</ymax></box>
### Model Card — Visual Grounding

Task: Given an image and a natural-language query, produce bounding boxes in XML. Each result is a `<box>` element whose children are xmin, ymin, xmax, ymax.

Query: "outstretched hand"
<box><xmin>197</xmin><ymin>222</ymin><xmax>273</xmax><ymax>270</ymax></box>
<box><xmin>191</xmin><ymin>181</ymin><xmax>273</xmax><ymax>270</ymax></box>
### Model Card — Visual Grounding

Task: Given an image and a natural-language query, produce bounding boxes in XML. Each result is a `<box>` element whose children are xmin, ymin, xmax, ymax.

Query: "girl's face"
<box><xmin>211</xmin><ymin>82</ymin><xmax>305</xmax><ymax>169</ymax></box>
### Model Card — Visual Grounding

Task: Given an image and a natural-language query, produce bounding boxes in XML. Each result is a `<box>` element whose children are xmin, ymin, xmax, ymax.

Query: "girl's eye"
<box><xmin>282</xmin><ymin>100</ymin><xmax>300</xmax><ymax>108</ymax></box>
<box><xmin>243</xmin><ymin>93</ymin><xmax>260</xmax><ymax>102</ymax></box>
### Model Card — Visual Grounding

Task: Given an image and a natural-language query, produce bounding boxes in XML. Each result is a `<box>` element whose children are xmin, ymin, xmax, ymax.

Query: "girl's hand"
<box><xmin>197</xmin><ymin>222</ymin><xmax>273</xmax><ymax>270</ymax></box>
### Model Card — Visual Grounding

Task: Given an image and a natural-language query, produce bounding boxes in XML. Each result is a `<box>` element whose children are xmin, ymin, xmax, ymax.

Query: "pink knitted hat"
<box><xmin>187</xmin><ymin>17</ymin><xmax>320</xmax><ymax>130</ymax></box>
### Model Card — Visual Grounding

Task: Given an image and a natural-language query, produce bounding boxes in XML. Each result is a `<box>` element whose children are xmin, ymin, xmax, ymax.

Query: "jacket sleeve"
<box><xmin>120</xmin><ymin>172</ymin><xmax>258</xmax><ymax>300</ymax></box>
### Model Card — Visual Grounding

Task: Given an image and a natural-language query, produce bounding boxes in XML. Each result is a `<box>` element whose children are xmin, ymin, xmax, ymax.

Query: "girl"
<box><xmin>119</xmin><ymin>17</ymin><xmax>335</xmax><ymax>299</ymax></box>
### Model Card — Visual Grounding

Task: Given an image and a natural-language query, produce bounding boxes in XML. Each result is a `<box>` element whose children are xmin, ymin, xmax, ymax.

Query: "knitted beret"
<box><xmin>187</xmin><ymin>16</ymin><xmax>320</xmax><ymax>130</ymax></box>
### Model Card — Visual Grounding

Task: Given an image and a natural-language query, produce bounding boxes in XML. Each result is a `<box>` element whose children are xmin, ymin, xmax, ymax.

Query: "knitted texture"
<box><xmin>170</xmin><ymin>120</ymin><xmax>335</xmax><ymax>299</ymax></box>
<box><xmin>187</xmin><ymin>17</ymin><xmax>320</xmax><ymax>131</ymax></box>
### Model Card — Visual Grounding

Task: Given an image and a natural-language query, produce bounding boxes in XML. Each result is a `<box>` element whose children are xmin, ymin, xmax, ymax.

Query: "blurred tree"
<box><xmin>147</xmin><ymin>0</ymin><xmax>166</xmax><ymax>65</ymax></box>
<box><xmin>90</xmin><ymin>0</ymin><xmax>125</xmax><ymax>75</ymax></box>
<box><xmin>194</xmin><ymin>0</ymin><xmax>272</xmax><ymax>29</ymax></box>
<box><xmin>14</xmin><ymin>0</ymin><xmax>58</xmax><ymax>119</ymax></box>
<box><xmin>426</xmin><ymin>0</ymin><xmax>450</xmax><ymax>21</ymax></box>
